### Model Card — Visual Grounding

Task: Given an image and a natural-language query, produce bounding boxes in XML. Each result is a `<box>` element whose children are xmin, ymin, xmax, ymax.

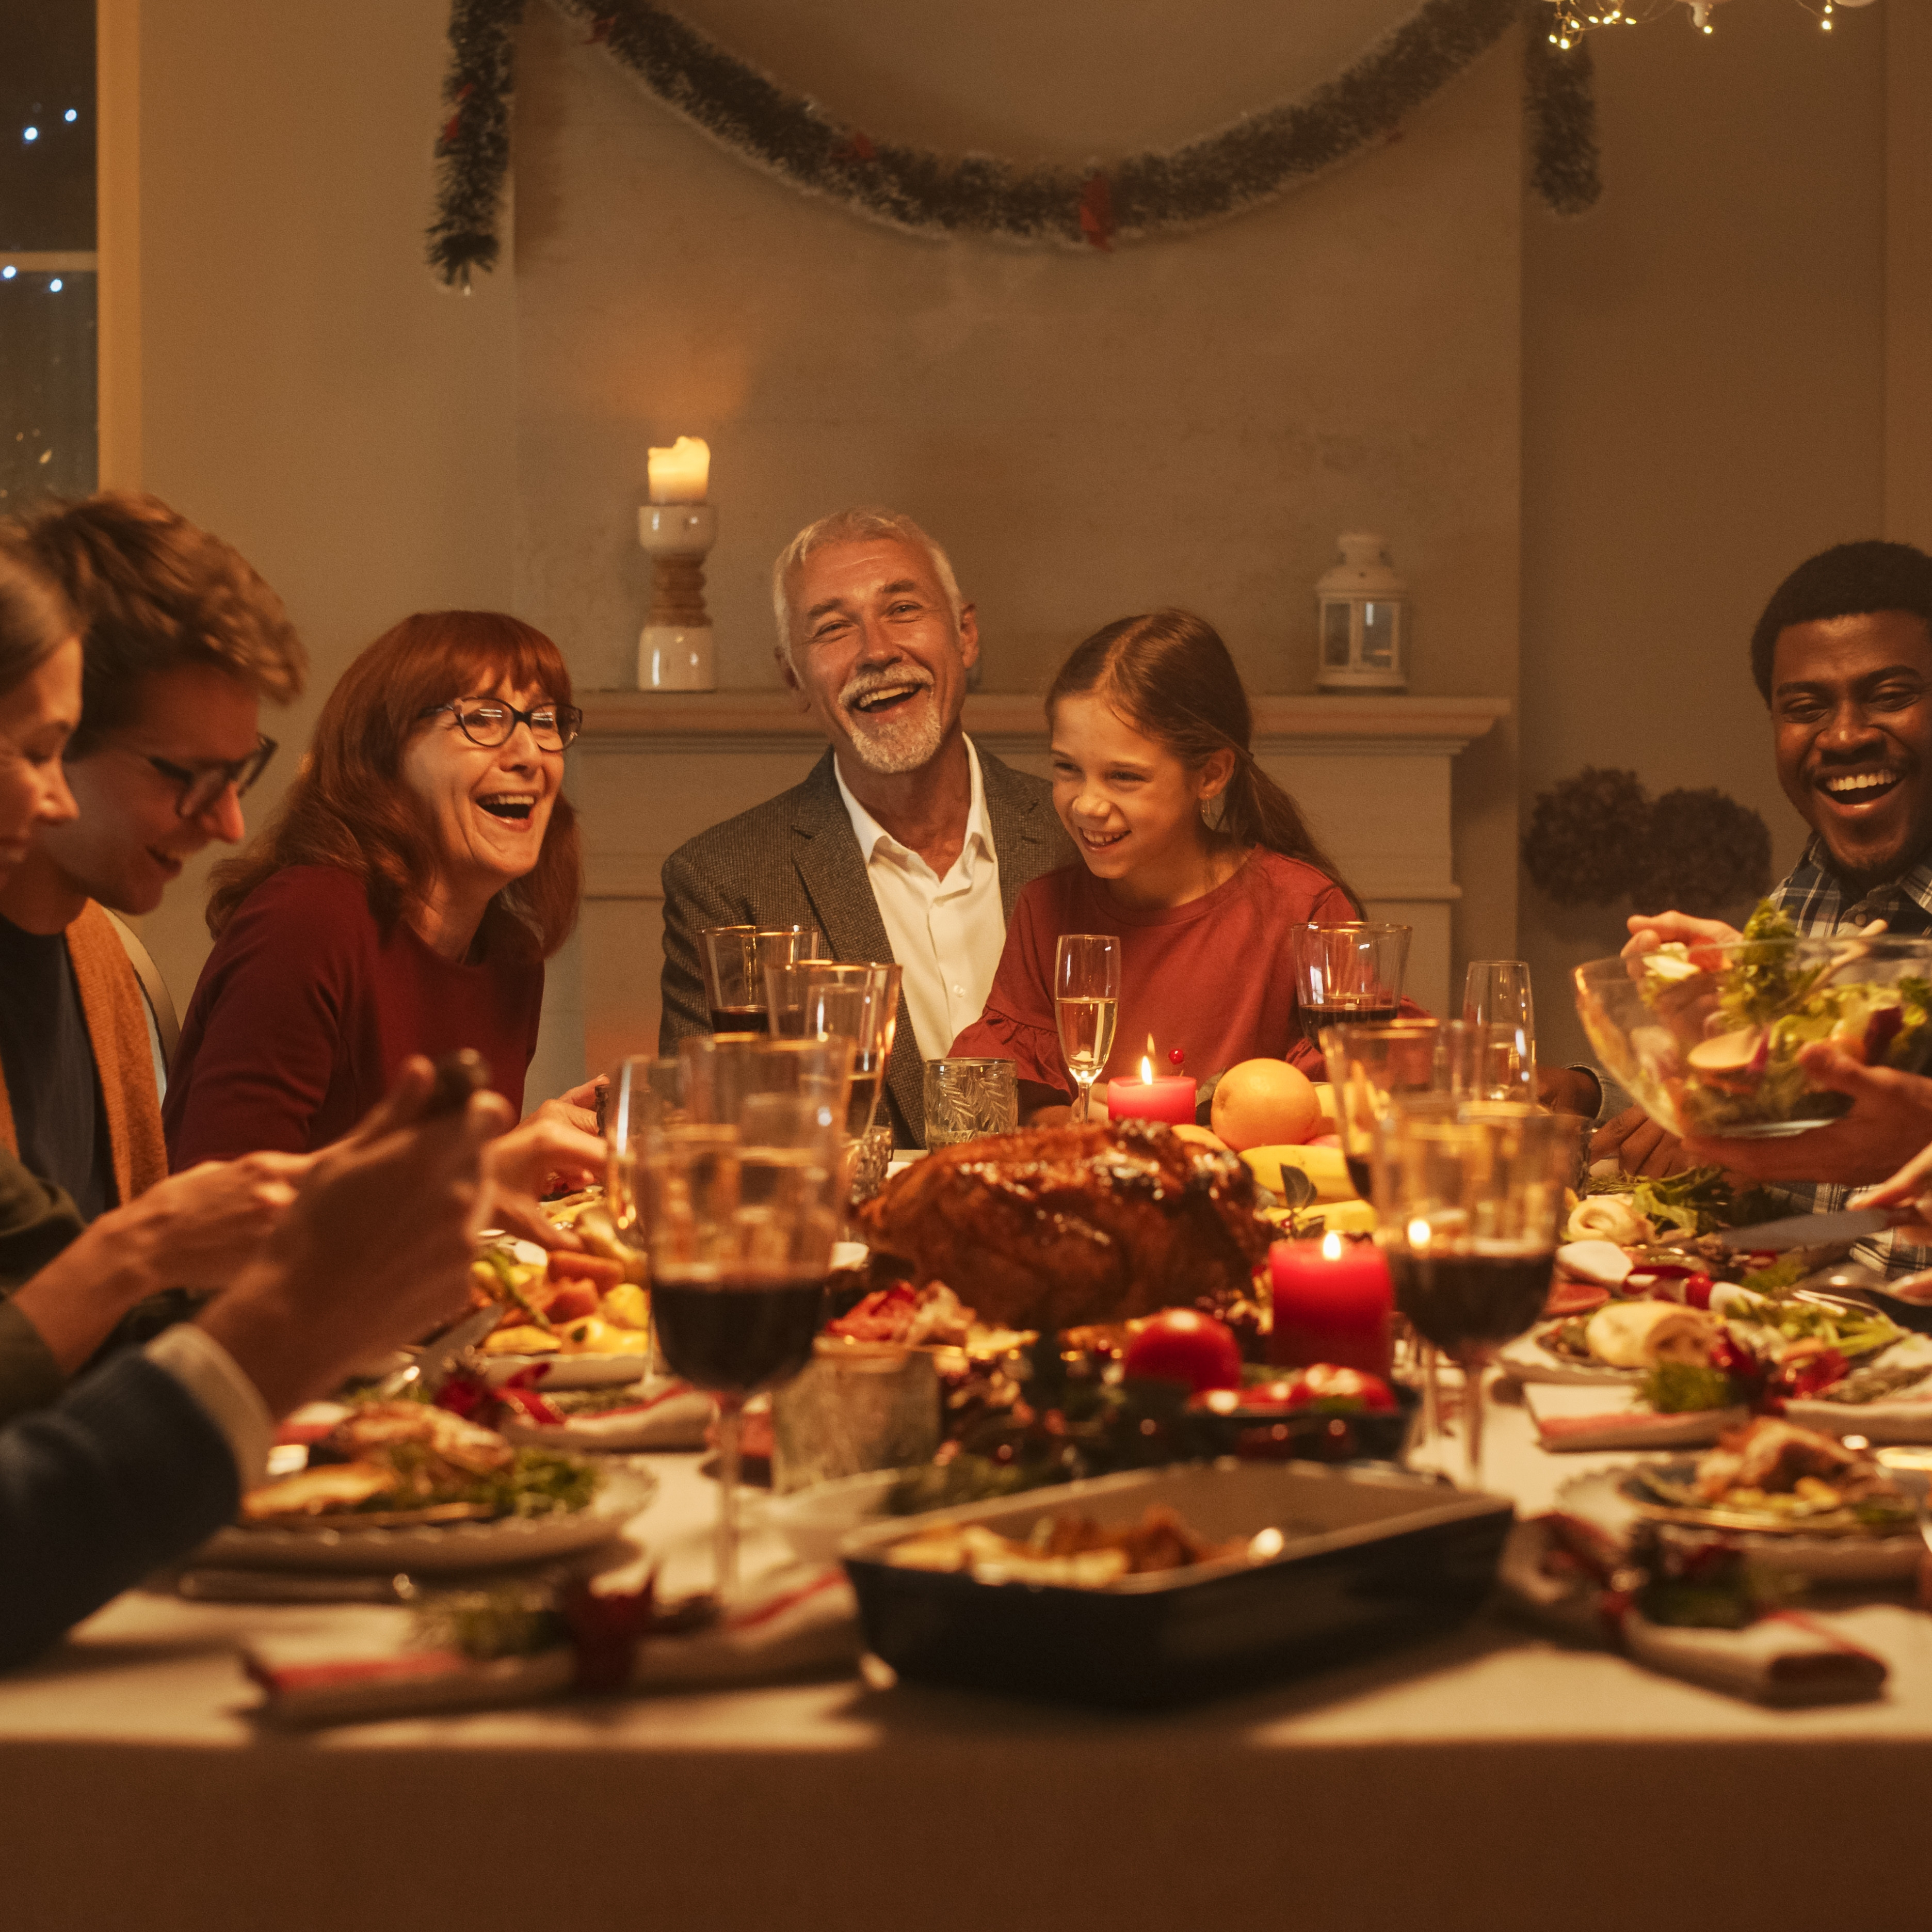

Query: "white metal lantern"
<box><xmin>1315</xmin><ymin>532</ymin><xmax>1409</xmax><ymax>693</ymax></box>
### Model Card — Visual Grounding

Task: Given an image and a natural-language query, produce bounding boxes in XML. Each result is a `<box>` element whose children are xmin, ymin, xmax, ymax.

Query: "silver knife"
<box><xmin>1717</xmin><ymin>1207</ymin><xmax>1894</xmax><ymax>1252</ymax></box>
<box><xmin>375</xmin><ymin>1301</ymin><xmax>506</xmax><ymax>1400</ymax></box>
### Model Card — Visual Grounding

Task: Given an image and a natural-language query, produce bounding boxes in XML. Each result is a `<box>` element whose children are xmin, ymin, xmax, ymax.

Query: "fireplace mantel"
<box><xmin>558</xmin><ymin>689</ymin><xmax>1509</xmax><ymax>1079</ymax></box>
<box><xmin>579</xmin><ymin>689</ymin><xmax>1508</xmax><ymax>758</ymax></box>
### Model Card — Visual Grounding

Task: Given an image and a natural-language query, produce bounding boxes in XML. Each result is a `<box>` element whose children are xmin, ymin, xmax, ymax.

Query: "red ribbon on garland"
<box><xmin>1079</xmin><ymin>172</ymin><xmax>1114</xmax><ymax>251</ymax></box>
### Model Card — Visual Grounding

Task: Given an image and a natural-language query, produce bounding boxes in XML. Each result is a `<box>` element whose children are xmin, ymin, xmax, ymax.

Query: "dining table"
<box><xmin>5</xmin><ymin>1386</ymin><xmax>1932</xmax><ymax>1932</ymax></box>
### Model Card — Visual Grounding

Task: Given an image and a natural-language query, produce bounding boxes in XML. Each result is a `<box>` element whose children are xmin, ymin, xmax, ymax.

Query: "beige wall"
<box><xmin>120</xmin><ymin>0</ymin><xmax>518</xmax><ymax>1025</ymax></box>
<box><xmin>111</xmin><ymin>0</ymin><xmax>1908</xmax><ymax>1102</ymax></box>
<box><xmin>513</xmin><ymin>0</ymin><xmax>1526</xmax><ymax>1073</ymax></box>
<box><xmin>1519</xmin><ymin>2</ymin><xmax>1888</xmax><ymax>1067</ymax></box>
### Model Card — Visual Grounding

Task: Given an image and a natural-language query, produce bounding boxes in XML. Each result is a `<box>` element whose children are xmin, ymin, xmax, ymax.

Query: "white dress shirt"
<box><xmin>834</xmin><ymin>736</ymin><xmax>1007</xmax><ymax>1064</ymax></box>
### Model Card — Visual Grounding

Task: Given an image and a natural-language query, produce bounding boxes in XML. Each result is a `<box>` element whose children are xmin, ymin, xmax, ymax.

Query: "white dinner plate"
<box><xmin>1555</xmin><ymin>1465</ymin><xmax>1926</xmax><ymax>1584</ymax></box>
<box><xmin>1496</xmin><ymin>1330</ymin><xmax>1640</xmax><ymax>1387</ymax></box>
<box><xmin>195</xmin><ymin>1462</ymin><xmax>658</xmax><ymax>1573</ymax></box>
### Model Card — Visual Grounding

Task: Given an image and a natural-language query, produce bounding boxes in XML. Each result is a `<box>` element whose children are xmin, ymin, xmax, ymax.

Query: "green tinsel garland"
<box><xmin>429</xmin><ymin>0</ymin><xmax>1602</xmax><ymax>284</ymax></box>
<box><xmin>1524</xmin><ymin>29</ymin><xmax>1601</xmax><ymax>217</ymax></box>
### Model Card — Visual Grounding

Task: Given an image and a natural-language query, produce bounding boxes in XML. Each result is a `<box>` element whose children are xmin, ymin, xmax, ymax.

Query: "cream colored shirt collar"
<box><xmin>833</xmin><ymin>736</ymin><xmax>1005</xmax><ymax>1068</ymax></box>
<box><xmin>833</xmin><ymin>735</ymin><xmax>993</xmax><ymax>882</ymax></box>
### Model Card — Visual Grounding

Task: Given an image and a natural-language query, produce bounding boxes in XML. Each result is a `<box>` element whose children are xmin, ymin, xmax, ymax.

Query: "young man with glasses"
<box><xmin>0</xmin><ymin>492</ymin><xmax>305</xmax><ymax>1219</ymax></box>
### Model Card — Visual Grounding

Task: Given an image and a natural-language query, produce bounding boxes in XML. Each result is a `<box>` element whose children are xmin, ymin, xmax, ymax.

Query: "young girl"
<box><xmin>950</xmin><ymin>608</ymin><xmax>1368</xmax><ymax>1121</ymax></box>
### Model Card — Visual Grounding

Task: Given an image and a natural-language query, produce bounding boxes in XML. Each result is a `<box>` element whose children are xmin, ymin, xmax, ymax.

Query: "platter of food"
<box><xmin>198</xmin><ymin>1401</ymin><xmax>656</xmax><ymax>1573</ymax></box>
<box><xmin>840</xmin><ymin>1459</ymin><xmax>1514</xmax><ymax>1708</ymax></box>
<box><xmin>1555</xmin><ymin>1420</ymin><xmax>1928</xmax><ymax>1583</ymax></box>
<box><xmin>1573</xmin><ymin>901</ymin><xmax>1932</xmax><ymax>1139</ymax></box>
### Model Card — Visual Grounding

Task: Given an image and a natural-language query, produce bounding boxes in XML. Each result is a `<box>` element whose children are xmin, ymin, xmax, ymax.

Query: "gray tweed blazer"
<box><xmin>659</xmin><ymin>746</ymin><xmax>1074</xmax><ymax>1147</ymax></box>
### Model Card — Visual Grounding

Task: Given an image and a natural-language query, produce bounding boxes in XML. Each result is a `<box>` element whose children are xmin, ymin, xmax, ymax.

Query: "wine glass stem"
<box><xmin>1460</xmin><ymin>1351</ymin><xmax>1487</xmax><ymax>1490</ymax></box>
<box><xmin>714</xmin><ymin>1393</ymin><xmax>743</xmax><ymax>1599</ymax></box>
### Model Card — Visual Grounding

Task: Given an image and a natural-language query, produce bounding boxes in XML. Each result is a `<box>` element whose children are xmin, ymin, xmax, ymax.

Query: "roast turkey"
<box><xmin>856</xmin><ymin>1120</ymin><xmax>1270</xmax><ymax>1332</ymax></box>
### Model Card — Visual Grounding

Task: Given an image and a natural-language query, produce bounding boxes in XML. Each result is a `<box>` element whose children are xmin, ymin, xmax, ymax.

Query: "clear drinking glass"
<box><xmin>924</xmin><ymin>1057</ymin><xmax>1021</xmax><ymax>1146</ymax></box>
<box><xmin>763</xmin><ymin>959</ymin><xmax>857</xmax><ymax>1037</ymax></box>
<box><xmin>1371</xmin><ymin>1099</ymin><xmax>1571</xmax><ymax>1490</ymax></box>
<box><xmin>1463</xmin><ymin>960</ymin><xmax>1536</xmax><ymax>1091</ymax></box>
<box><xmin>767</xmin><ymin>961</ymin><xmax>902</xmax><ymax>1145</ymax></box>
<box><xmin>635</xmin><ymin>1035</ymin><xmax>850</xmax><ymax>1597</ymax></box>
<box><xmin>1288</xmin><ymin>923</ymin><xmax>1412</xmax><ymax>1048</ymax></box>
<box><xmin>1442</xmin><ymin>1016</ymin><xmax>1536</xmax><ymax>1103</ymax></box>
<box><xmin>1319</xmin><ymin>1018</ymin><xmax>1447</xmax><ymax>1439</ymax></box>
<box><xmin>604</xmin><ymin>1053</ymin><xmax>683</xmax><ymax>1244</ymax></box>
<box><xmin>699</xmin><ymin>924</ymin><xmax>824</xmax><ymax>1035</ymax></box>
<box><xmin>1054</xmin><ymin>933</ymin><xmax>1121</xmax><ymax>1121</ymax></box>
<box><xmin>1319</xmin><ymin>1018</ymin><xmax>1445</xmax><ymax>1202</ymax></box>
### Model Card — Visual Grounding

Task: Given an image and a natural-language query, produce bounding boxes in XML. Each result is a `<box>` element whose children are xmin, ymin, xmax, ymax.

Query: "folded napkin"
<box><xmin>500</xmin><ymin>1380</ymin><xmax>714</xmax><ymax>1452</ymax></box>
<box><xmin>1781</xmin><ymin>1395</ymin><xmax>1932</xmax><ymax>1444</ymax></box>
<box><xmin>243</xmin><ymin>1566</ymin><xmax>859</xmax><ymax>1728</ymax></box>
<box><xmin>1623</xmin><ymin>1607</ymin><xmax>1888</xmax><ymax>1703</ymax></box>
<box><xmin>1524</xmin><ymin>1382</ymin><xmax>1749</xmax><ymax>1453</ymax></box>
<box><xmin>1499</xmin><ymin>1515</ymin><xmax>1889</xmax><ymax>1705</ymax></box>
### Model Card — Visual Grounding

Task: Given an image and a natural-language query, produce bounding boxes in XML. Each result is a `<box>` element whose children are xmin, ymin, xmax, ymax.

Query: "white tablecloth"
<box><xmin>5</xmin><ymin>1394</ymin><xmax>1932</xmax><ymax>1932</ymax></box>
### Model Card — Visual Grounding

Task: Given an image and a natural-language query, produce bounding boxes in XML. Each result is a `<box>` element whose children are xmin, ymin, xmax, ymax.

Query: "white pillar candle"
<box><xmin>647</xmin><ymin>436</ymin><xmax>710</xmax><ymax>504</ymax></box>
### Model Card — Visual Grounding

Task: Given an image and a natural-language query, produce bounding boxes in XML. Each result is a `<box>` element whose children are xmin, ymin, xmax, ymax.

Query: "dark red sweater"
<box><xmin>164</xmin><ymin>865</ymin><xmax>544</xmax><ymax>1165</ymax></box>
<box><xmin>950</xmin><ymin>850</ymin><xmax>1370</xmax><ymax>1097</ymax></box>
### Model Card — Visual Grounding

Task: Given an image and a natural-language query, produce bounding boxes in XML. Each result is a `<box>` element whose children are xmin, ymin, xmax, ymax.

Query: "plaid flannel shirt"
<box><xmin>1763</xmin><ymin>838</ymin><xmax>1932</xmax><ymax>1277</ymax></box>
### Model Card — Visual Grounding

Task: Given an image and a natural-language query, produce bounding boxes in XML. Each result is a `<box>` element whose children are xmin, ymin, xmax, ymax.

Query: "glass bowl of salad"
<box><xmin>1573</xmin><ymin>904</ymin><xmax>1932</xmax><ymax>1139</ymax></box>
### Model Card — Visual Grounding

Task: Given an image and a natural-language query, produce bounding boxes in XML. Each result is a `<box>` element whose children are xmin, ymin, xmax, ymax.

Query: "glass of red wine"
<box><xmin>625</xmin><ymin>1034</ymin><xmax>851</xmax><ymax>1598</ymax></box>
<box><xmin>1370</xmin><ymin>1099</ymin><xmax>1572</xmax><ymax>1490</ymax></box>
<box><xmin>1287</xmin><ymin>922</ymin><xmax>1412</xmax><ymax>1048</ymax></box>
<box><xmin>698</xmin><ymin>925</ymin><xmax>824</xmax><ymax>1035</ymax></box>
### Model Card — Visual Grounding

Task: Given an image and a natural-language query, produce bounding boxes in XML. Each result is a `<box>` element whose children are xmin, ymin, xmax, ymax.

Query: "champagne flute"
<box><xmin>1371</xmin><ymin>1099</ymin><xmax>1570</xmax><ymax>1490</ymax></box>
<box><xmin>1054</xmin><ymin>933</ymin><xmax>1120</xmax><ymax>1122</ymax></box>
<box><xmin>633</xmin><ymin>1035</ymin><xmax>850</xmax><ymax>1598</ymax></box>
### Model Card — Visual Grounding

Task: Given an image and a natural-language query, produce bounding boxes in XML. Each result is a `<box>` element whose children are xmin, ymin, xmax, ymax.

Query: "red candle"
<box><xmin>1267</xmin><ymin>1232</ymin><xmax>1393</xmax><ymax>1376</ymax></box>
<box><xmin>1106</xmin><ymin>1071</ymin><xmax>1196</xmax><ymax>1124</ymax></box>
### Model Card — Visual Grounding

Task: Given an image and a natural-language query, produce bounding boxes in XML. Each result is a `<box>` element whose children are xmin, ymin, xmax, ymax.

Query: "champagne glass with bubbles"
<box><xmin>1054</xmin><ymin>934</ymin><xmax>1120</xmax><ymax>1122</ymax></box>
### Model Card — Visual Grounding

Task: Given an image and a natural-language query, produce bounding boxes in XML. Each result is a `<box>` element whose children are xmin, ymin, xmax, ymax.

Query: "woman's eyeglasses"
<box><xmin>143</xmin><ymin>737</ymin><xmax>278</xmax><ymax>818</ymax></box>
<box><xmin>418</xmin><ymin>699</ymin><xmax>582</xmax><ymax>752</ymax></box>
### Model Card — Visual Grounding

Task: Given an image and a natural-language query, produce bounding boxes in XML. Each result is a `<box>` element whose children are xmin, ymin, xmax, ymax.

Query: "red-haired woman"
<box><xmin>952</xmin><ymin>608</ymin><xmax>1395</xmax><ymax>1122</ymax></box>
<box><xmin>165</xmin><ymin>612</ymin><xmax>585</xmax><ymax>1164</ymax></box>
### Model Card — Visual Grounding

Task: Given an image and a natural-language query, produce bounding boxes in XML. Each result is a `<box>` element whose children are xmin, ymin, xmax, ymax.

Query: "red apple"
<box><xmin>1123</xmin><ymin>1310</ymin><xmax>1244</xmax><ymax>1393</ymax></box>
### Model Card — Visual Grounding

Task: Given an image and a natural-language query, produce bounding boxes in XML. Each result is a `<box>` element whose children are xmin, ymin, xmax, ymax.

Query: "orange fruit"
<box><xmin>1211</xmin><ymin>1059</ymin><xmax>1322</xmax><ymax>1151</ymax></box>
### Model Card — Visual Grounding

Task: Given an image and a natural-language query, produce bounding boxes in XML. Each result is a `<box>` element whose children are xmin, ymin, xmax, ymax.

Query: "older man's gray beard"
<box><xmin>839</xmin><ymin>673</ymin><xmax>946</xmax><ymax>775</ymax></box>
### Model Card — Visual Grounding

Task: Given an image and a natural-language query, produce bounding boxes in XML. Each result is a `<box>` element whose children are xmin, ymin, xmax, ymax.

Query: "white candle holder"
<box><xmin>638</xmin><ymin>503</ymin><xmax>717</xmax><ymax>691</ymax></box>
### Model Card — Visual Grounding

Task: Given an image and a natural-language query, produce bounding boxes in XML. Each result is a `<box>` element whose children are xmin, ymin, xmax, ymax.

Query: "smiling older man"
<box><xmin>658</xmin><ymin>507</ymin><xmax>1074</xmax><ymax>1146</ymax></box>
<box><xmin>1615</xmin><ymin>540</ymin><xmax>1932</xmax><ymax>1269</ymax></box>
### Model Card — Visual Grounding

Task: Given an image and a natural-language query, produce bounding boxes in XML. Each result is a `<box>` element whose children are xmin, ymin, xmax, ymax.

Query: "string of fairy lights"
<box><xmin>1547</xmin><ymin>0</ymin><xmax>1876</xmax><ymax>50</ymax></box>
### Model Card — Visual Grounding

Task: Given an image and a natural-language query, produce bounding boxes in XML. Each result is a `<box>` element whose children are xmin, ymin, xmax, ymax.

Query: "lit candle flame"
<box><xmin>1321</xmin><ymin>1230</ymin><xmax>1343</xmax><ymax>1261</ymax></box>
<box><xmin>1141</xmin><ymin>1033</ymin><xmax>1157</xmax><ymax>1084</ymax></box>
<box><xmin>1407</xmin><ymin>1217</ymin><xmax>1432</xmax><ymax>1249</ymax></box>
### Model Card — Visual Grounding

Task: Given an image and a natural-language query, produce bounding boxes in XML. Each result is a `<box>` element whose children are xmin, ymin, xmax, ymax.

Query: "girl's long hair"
<box><xmin>207</xmin><ymin>610</ymin><xmax>581</xmax><ymax>956</ymax></box>
<box><xmin>1046</xmin><ymin>607</ymin><xmax>1363</xmax><ymax>913</ymax></box>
